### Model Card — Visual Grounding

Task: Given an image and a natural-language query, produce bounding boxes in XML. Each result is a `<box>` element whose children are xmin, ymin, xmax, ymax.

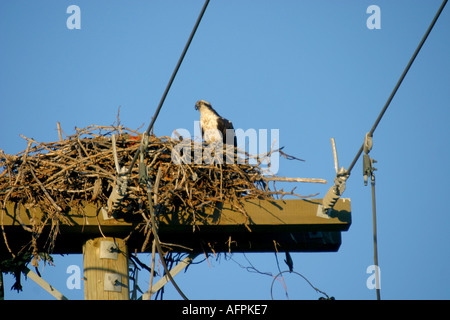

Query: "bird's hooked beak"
<box><xmin>195</xmin><ymin>100</ymin><xmax>211</xmax><ymax>111</ymax></box>
<box><xmin>195</xmin><ymin>100</ymin><xmax>204</xmax><ymax>111</ymax></box>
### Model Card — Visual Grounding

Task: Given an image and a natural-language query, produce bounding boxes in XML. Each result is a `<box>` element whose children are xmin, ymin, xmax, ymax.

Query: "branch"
<box><xmin>263</xmin><ymin>177</ymin><xmax>327</xmax><ymax>184</ymax></box>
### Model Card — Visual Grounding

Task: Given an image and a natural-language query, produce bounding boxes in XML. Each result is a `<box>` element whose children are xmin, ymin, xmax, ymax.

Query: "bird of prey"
<box><xmin>195</xmin><ymin>100</ymin><xmax>236</xmax><ymax>147</ymax></box>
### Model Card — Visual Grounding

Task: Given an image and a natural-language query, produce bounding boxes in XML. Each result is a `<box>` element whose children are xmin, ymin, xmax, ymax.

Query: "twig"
<box><xmin>263</xmin><ymin>177</ymin><xmax>327</xmax><ymax>184</ymax></box>
<box><xmin>27</xmin><ymin>164</ymin><xmax>62</xmax><ymax>212</ymax></box>
<box><xmin>57</xmin><ymin>122</ymin><xmax>63</xmax><ymax>141</ymax></box>
<box><xmin>148</xmin><ymin>239</ymin><xmax>157</xmax><ymax>300</ymax></box>
<box><xmin>111</xmin><ymin>134</ymin><xmax>120</xmax><ymax>173</ymax></box>
<box><xmin>266</xmin><ymin>190</ymin><xmax>320</xmax><ymax>199</ymax></box>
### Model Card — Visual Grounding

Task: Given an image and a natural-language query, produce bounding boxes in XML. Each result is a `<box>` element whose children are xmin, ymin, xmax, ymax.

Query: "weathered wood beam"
<box><xmin>0</xmin><ymin>198</ymin><xmax>350</xmax><ymax>254</ymax></box>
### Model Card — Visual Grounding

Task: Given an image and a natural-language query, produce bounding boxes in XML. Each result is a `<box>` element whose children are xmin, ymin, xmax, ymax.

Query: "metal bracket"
<box><xmin>363</xmin><ymin>155</ymin><xmax>377</xmax><ymax>185</ymax></box>
<box><xmin>100</xmin><ymin>240</ymin><xmax>119</xmax><ymax>260</ymax></box>
<box><xmin>316</xmin><ymin>204</ymin><xmax>330</xmax><ymax>219</ymax></box>
<box><xmin>363</xmin><ymin>132</ymin><xmax>373</xmax><ymax>154</ymax></box>
<box><xmin>101</xmin><ymin>207</ymin><xmax>114</xmax><ymax>220</ymax></box>
<box><xmin>363</xmin><ymin>133</ymin><xmax>377</xmax><ymax>186</ymax></box>
<box><xmin>104</xmin><ymin>273</ymin><xmax>123</xmax><ymax>292</ymax></box>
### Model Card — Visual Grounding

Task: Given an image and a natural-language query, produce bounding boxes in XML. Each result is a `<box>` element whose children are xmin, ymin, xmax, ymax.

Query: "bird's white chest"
<box><xmin>200</xmin><ymin>109</ymin><xmax>221</xmax><ymax>142</ymax></box>
<box><xmin>200</xmin><ymin>110</ymin><xmax>218</xmax><ymax>131</ymax></box>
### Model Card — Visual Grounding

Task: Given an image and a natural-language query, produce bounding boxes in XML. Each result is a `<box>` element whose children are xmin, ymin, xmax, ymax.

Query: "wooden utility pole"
<box><xmin>83</xmin><ymin>237</ymin><xmax>129</xmax><ymax>300</ymax></box>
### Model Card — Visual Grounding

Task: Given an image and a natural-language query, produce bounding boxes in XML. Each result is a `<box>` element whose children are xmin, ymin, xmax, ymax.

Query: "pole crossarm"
<box><xmin>1</xmin><ymin>198</ymin><xmax>351</xmax><ymax>254</ymax></box>
<box><xmin>24</xmin><ymin>267</ymin><xmax>68</xmax><ymax>300</ymax></box>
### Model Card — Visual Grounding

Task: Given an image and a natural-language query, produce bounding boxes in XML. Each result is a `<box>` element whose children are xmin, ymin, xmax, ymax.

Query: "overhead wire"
<box><xmin>127</xmin><ymin>0</ymin><xmax>210</xmax><ymax>175</ymax></box>
<box><xmin>346</xmin><ymin>0</ymin><xmax>448</xmax><ymax>175</ymax></box>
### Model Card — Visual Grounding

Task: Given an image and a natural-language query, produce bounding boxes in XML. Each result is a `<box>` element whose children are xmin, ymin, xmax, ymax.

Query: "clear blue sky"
<box><xmin>1</xmin><ymin>0</ymin><xmax>449</xmax><ymax>300</ymax></box>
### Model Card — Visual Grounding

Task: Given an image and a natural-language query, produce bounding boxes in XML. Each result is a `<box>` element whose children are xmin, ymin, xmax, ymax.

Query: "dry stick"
<box><xmin>77</xmin><ymin>138</ymin><xmax>90</xmax><ymax>157</ymax></box>
<box><xmin>48</xmin><ymin>186</ymin><xmax>95</xmax><ymax>193</ymax></box>
<box><xmin>15</xmin><ymin>205</ymin><xmax>33</xmax><ymax>233</ymax></box>
<box><xmin>2</xmin><ymin>141</ymin><xmax>33</xmax><ymax>206</ymax></box>
<box><xmin>267</xmin><ymin>190</ymin><xmax>320</xmax><ymax>199</ymax></box>
<box><xmin>19</xmin><ymin>135</ymin><xmax>74</xmax><ymax>163</ymax></box>
<box><xmin>0</xmin><ymin>169</ymin><xmax>7</xmax><ymax>179</ymax></box>
<box><xmin>263</xmin><ymin>177</ymin><xmax>327</xmax><ymax>184</ymax></box>
<box><xmin>43</xmin><ymin>150</ymin><xmax>117</xmax><ymax>186</ymax></box>
<box><xmin>95</xmin><ymin>209</ymin><xmax>107</xmax><ymax>239</ymax></box>
<box><xmin>30</xmin><ymin>158</ymin><xmax>68</xmax><ymax>170</ymax></box>
<box><xmin>57</xmin><ymin>122</ymin><xmax>63</xmax><ymax>141</ymax></box>
<box><xmin>27</xmin><ymin>164</ymin><xmax>62</xmax><ymax>212</ymax></box>
<box><xmin>159</xmin><ymin>241</ymin><xmax>193</xmax><ymax>252</ymax></box>
<box><xmin>111</xmin><ymin>134</ymin><xmax>121</xmax><ymax>173</ymax></box>
<box><xmin>148</xmin><ymin>239</ymin><xmax>157</xmax><ymax>299</ymax></box>
<box><xmin>141</xmin><ymin>217</ymin><xmax>152</xmax><ymax>253</ymax></box>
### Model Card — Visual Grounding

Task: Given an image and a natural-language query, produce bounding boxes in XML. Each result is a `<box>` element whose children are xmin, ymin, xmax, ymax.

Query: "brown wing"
<box><xmin>217</xmin><ymin>117</ymin><xmax>236</xmax><ymax>147</ymax></box>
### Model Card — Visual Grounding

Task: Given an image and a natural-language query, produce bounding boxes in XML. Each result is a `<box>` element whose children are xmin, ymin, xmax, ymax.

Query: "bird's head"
<box><xmin>195</xmin><ymin>100</ymin><xmax>211</xmax><ymax>111</ymax></box>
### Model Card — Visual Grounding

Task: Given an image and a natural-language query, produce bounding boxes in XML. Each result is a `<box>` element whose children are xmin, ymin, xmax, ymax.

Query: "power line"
<box><xmin>347</xmin><ymin>0</ymin><xmax>448</xmax><ymax>175</ymax></box>
<box><xmin>144</xmin><ymin>0</ymin><xmax>210</xmax><ymax>137</ymax></box>
<box><xmin>127</xmin><ymin>0</ymin><xmax>210</xmax><ymax>175</ymax></box>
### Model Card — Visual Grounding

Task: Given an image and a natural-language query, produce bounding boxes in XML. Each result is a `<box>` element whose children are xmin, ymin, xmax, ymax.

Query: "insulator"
<box><xmin>322</xmin><ymin>185</ymin><xmax>342</xmax><ymax>215</ymax></box>
<box><xmin>321</xmin><ymin>170</ymin><xmax>348</xmax><ymax>215</ymax></box>
<box><xmin>107</xmin><ymin>168</ymin><xmax>129</xmax><ymax>216</ymax></box>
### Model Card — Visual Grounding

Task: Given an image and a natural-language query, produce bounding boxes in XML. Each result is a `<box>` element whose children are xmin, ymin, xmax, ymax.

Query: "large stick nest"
<box><xmin>0</xmin><ymin>123</ymin><xmax>315</xmax><ymax>262</ymax></box>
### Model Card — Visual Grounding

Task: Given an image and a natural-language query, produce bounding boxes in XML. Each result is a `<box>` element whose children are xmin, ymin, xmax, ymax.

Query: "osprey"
<box><xmin>195</xmin><ymin>100</ymin><xmax>236</xmax><ymax>147</ymax></box>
